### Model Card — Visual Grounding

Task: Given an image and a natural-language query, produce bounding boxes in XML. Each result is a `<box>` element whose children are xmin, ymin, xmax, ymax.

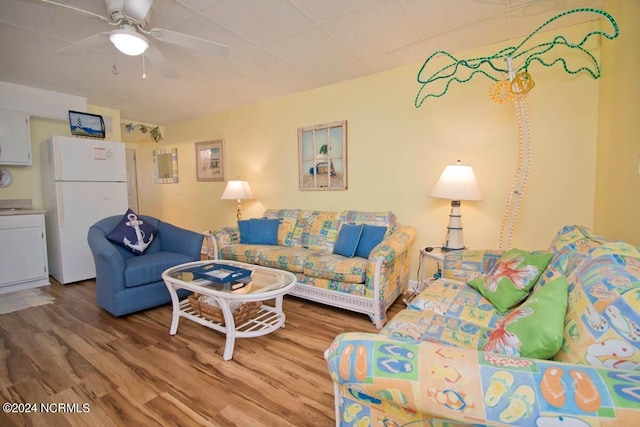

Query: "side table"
<box><xmin>419</xmin><ymin>247</ymin><xmax>444</xmax><ymax>292</ymax></box>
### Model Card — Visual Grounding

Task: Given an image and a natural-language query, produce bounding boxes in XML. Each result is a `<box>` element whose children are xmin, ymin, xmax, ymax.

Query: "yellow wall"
<box><xmin>132</xmin><ymin>21</ymin><xmax>606</xmax><ymax>280</ymax></box>
<box><xmin>595</xmin><ymin>0</ymin><xmax>640</xmax><ymax>245</ymax></box>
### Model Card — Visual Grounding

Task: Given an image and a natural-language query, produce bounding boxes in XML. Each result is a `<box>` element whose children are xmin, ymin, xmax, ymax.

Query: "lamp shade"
<box><xmin>110</xmin><ymin>25</ymin><xmax>149</xmax><ymax>56</ymax></box>
<box><xmin>221</xmin><ymin>180</ymin><xmax>254</xmax><ymax>200</ymax></box>
<box><xmin>430</xmin><ymin>161</ymin><xmax>482</xmax><ymax>201</ymax></box>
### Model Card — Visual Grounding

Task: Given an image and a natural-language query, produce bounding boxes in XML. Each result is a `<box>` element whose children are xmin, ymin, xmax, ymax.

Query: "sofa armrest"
<box><xmin>158</xmin><ymin>221</ymin><xmax>204</xmax><ymax>259</ymax></box>
<box><xmin>365</xmin><ymin>225</ymin><xmax>416</xmax><ymax>326</ymax></box>
<box><xmin>326</xmin><ymin>332</ymin><xmax>640</xmax><ymax>426</ymax></box>
<box><xmin>210</xmin><ymin>226</ymin><xmax>241</xmax><ymax>258</ymax></box>
<box><xmin>87</xmin><ymin>227</ymin><xmax>127</xmax><ymax>293</ymax></box>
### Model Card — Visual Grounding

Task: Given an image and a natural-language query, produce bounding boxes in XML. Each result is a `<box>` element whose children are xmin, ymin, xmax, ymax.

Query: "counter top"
<box><xmin>0</xmin><ymin>209</ymin><xmax>46</xmax><ymax>216</ymax></box>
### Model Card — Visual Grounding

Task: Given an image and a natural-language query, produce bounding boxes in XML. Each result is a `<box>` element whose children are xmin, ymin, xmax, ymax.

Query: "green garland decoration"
<box><xmin>124</xmin><ymin>122</ymin><xmax>164</xmax><ymax>143</ymax></box>
<box><xmin>414</xmin><ymin>8</ymin><xmax>619</xmax><ymax>108</ymax></box>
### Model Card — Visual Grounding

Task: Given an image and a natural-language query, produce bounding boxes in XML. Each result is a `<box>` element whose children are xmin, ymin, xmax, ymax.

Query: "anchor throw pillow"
<box><xmin>107</xmin><ymin>209</ymin><xmax>158</xmax><ymax>255</ymax></box>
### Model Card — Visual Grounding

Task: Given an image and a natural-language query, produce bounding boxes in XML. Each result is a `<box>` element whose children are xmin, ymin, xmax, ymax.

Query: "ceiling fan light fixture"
<box><xmin>110</xmin><ymin>26</ymin><xmax>149</xmax><ymax>56</ymax></box>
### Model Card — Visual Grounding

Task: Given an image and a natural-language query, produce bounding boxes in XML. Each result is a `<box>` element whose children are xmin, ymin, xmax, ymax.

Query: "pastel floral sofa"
<box><xmin>326</xmin><ymin>225</ymin><xmax>640</xmax><ymax>426</ymax></box>
<box><xmin>211</xmin><ymin>209</ymin><xmax>416</xmax><ymax>327</ymax></box>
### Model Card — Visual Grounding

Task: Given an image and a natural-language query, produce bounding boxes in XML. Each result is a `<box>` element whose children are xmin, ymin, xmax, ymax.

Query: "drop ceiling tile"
<box><xmin>0</xmin><ymin>0</ymin><xmax>55</xmax><ymax>31</ymax></box>
<box><xmin>265</xmin><ymin>27</ymin><xmax>358</xmax><ymax>71</ymax></box>
<box><xmin>38</xmin><ymin>9</ymin><xmax>113</xmax><ymax>43</ymax></box>
<box><xmin>321</xmin><ymin>0</ymin><xmax>421</xmax><ymax>55</ymax></box>
<box><xmin>0</xmin><ymin>22</ymin><xmax>35</xmax><ymax>53</ymax></box>
<box><xmin>223</xmin><ymin>49</ymin><xmax>320</xmax><ymax>91</ymax></box>
<box><xmin>200</xmin><ymin>0</ymin><xmax>314</xmax><ymax>46</ymax></box>
<box><xmin>357</xmin><ymin>38</ymin><xmax>430</xmax><ymax>73</ymax></box>
<box><xmin>306</xmin><ymin>56</ymin><xmax>372</xmax><ymax>86</ymax></box>
<box><xmin>401</xmin><ymin>0</ymin><xmax>507</xmax><ymax>39</ymax></box>
<box><xmin>171</xmin><ymin>13</ymin><xmax>257</xmax><ymax>58</ymax></box>
<box><xmin>289</xmin><ymin>0</ymin><xmax>379</xmax><ymax>23</ymax></box>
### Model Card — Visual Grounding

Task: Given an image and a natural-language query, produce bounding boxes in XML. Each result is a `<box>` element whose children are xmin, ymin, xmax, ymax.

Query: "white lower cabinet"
<box><xmin>0</xmin><ymin>213</ymin><xmax>50</xmax><ymax>293</ymax></box>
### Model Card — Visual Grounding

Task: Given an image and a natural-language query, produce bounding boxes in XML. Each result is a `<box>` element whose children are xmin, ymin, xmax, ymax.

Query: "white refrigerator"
<box><xmin>41</xmin><ymin>135</ymin><xmax>128</xmax><ymax>284</ymax></box>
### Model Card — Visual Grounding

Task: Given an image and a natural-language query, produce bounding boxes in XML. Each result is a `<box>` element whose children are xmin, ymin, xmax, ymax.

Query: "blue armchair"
<box><xmin>88</xmin><ymin>214</ymin><xmax>204</xmax><ymax>316</ymax></box>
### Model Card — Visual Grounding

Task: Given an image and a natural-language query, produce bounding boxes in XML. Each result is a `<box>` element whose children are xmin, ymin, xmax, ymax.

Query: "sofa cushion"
<box><xmin>554</xmin><ymin>242</ymin><xmax>640</xmax><ymax>367</ymax></box>
<box><xmin>483</xmin><ymin>276</ymin><xmax>568</xmax><ymax>359</ymax></box>
<box><xmin>408</xmin><ymin>279</ymin><xmax>504</xmax><ymax>328</ymax></box>
<box><xmin>467</xmin><ymin>248</ymin><xmax>552</xmax><ymax>313</ymax></box>
<box><xmin>303</xmin><ymin>254</ymin><xmax>367</xmax><ymax>283</ymax></box>
<box><xmin>219</xmin><ymin>244</ymin><xmax>268</xmax><ymax>264</ymax></box>
<box><xmin>442</xmin><ymin>249</ymin><xmax>505</xmax><ymax>282</ymax></box>
<box><xmin>296</xmin><ymin>274</ymin><xmax>369</xmax><ymax>297</ymax></box>
<box><xmin>333</xmin><ymin>224</ymin><xmax>363</xmax><ymax>257</ymax></box>
<box><xmin>124</xmin><ymin>251</ymin><xmax>193</xmax><ymax>288</ymax></box>
<box><xmin>304</xmin><ymin>211</ymin><xmax>342</xmax><ymax>250</ymax></box>
<box><xmin>107</xmin><ymin>209</ymin><xmax>158</xmax><ymax>255</ymax></box>
<box><xmin>262</xmin><ymin>209</ymin><xmax>301</xmax><ymax>246</ymax></box>
<box><xmin>355</xmin><ymin>224</ymin><xmax>387</xmax><ymax>258</ymax></box>
<box><xmin>256</xmin><ymin>246</ymin><xmax>323</xmax><ymax>273</ymax></box>
<box><xmin>340</xmin><ymin>210</ymin><xmax>397</xmax><ymax>232</ymax></box>
<box><xmin>381</xmin><ymin>309</ymin><xmax>493</xmax><ymax>349</ymax></box>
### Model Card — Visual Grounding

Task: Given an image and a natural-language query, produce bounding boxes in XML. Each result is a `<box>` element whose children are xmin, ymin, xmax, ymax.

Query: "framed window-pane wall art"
<box><xmin>298</xmin><ymin>120</ymin><xmax>347</xmax><ymax>191</ymax></box>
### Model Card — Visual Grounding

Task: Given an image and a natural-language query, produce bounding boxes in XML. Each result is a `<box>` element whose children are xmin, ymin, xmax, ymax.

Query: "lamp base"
<box><xmin>442</xmin><ymin>200</ymin><xmax>465</xmax><ymax>251</ymax></box>
<box><xmin>236</xmin><ymin>200</ymin><xmax>242</xmax><ymax>220</ymax></box>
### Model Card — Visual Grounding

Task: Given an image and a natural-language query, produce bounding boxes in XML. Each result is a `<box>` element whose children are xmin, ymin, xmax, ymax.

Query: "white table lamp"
<box><xmin>221</xmin><ymin>180</ymin><xmax>254</xmax><ymax>219</ymax></box>
<box><xmin>430</xmin><ymin>160</ymin><xmax>482</xmax><ymax>251</ymax></box>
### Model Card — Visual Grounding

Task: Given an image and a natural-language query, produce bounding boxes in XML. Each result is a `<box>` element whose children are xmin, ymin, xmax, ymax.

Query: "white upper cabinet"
<box><xmin>0</xmin><ymin>108</ymin><xmax>31</xmax><ymax>165</ymax></box>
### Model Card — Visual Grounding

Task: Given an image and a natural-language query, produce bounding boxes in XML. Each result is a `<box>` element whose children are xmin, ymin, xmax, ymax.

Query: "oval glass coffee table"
<box><xmin>162</xmin><ymin>260</ymin><xmax>296</xmax><ymax>361</ymax></box>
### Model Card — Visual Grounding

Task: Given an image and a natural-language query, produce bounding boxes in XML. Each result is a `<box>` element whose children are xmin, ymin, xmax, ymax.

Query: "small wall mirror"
<box><xmin>154</xmin><ymin>148</ymin><xmax>178</xmax><ymax>184</ymax></box>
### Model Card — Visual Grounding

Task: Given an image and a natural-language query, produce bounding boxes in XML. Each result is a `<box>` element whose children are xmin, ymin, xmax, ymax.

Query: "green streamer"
<box><xmin>415</xmin><ymin>8</ymin><xmax>619</xmax><ymax>108</ymax></box>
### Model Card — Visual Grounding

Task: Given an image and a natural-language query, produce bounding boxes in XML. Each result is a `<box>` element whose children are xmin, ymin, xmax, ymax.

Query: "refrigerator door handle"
<box><xmin>56</xmin><ymin>182</ymin><xmax>64</xmax><ymax>228</ymax></box>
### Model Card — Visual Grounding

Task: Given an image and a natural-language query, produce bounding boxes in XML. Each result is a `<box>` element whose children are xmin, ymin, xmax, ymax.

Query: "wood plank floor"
<box><xmin>0</xmin><ymin>279</ymin><xmax>406</xmax><ymax>426</ymax></box>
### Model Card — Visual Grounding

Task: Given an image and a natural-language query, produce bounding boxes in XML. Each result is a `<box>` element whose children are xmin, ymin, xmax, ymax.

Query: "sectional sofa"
<box><xmin>326</xmin><ymin>225</ymin><xmax>640</xmax><ymax>426</ymax></box>
<box><xmin>210</xmin><ymin>209</ymin><xmax>416</xmax><ymax>327</ymax></box>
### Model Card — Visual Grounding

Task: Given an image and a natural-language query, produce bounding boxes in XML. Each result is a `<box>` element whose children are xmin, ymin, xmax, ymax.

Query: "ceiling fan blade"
<box><xmin>57</xmin><ymin>32</ymin><xmax>110</xmax><ymax>56</ymax></box>
<box><xmin>144</xmin><ymin>44</ymin><xmax>180</xmax><ymax>78</ymax></box>
<box><xmin>35</xmin><ymin>0</ymin><xmax>112</xmax><ymax>24</ymax></box>
<box><xmin>122</xmin><ymin>0</ymin><xmax>153</xmax><ymax>23</ymax></box>
<box><xmin>148</xmin><ymin>28</ymin><xmax>229</xmax><ymax>58</ymax></box>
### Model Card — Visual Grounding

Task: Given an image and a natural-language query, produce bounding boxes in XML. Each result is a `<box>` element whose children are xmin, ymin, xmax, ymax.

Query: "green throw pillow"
<box><xmin>468</xmin><ymin>248</ymin><xmax>553</xmax><ymax>312</ymax></box>
<box><xmin>483</xmin><ymin>276</ymin><xmax>568</xmax><ymax>359</ymax></box>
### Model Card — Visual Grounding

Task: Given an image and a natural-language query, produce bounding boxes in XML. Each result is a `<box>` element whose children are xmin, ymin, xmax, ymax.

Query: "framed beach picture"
<box><xmin>195</xmin><ymin>140</ymin><xmax>225</xmax><ymax>181</ymax></box>
<box><xmin>68</xmin><ymin>110</ymin><xmax>105</xmax><ymax>139</ymax></box>
<box><xmin>298</xmin><ymin>120</ymin><xmax>347</xmax><ymax>190</ymax></box>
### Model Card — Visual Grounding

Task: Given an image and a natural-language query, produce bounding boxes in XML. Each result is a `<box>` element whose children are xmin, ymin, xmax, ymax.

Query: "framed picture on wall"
<box><xmin>195</xmin><ymin>140</ymin><xmax>225</xmax><ymax>182</ymax></box>
<box><xmin>298</xmin><ymin>120</ymin><xmax>347</xmax><ymax>190</ymax></box>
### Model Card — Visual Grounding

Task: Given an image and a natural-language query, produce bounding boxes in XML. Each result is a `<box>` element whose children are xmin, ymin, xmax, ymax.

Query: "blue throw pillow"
<box><xmin>238</xmin><ymin>219</ymin><xmax>250</xmax><ymax>243</ymax></box>
<box><xmin>355</xmin><ymin>225</ymin><xmax>387</xmax><ymax>258</ymax></box>
<box><xmin>333</xmin><ymin>224</ymin><xmax>363</xmax><ymax>257</ymax></box>
<box><xmin>247</xmin><ymin>218</ymin><xmax>280</xmax><ymax>245</ymax></box>
<box><xmin>106</xmin><ymin>209</ymin><xmax>158</xmax><ymax>255</ymax></box>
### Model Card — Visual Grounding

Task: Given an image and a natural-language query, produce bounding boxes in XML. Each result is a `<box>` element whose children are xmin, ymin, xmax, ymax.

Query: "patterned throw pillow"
<box><xmin>106</xmin><ymin>209</ymin><xmax>158</xmax><ymax>255</ymax></box>
<box><xmin>468</xmin><ymin>248</ymin><xmax>553</xmax><ymax>312</ymax></box>
<box><xmin>277</xmin><ymin>217</ymin><xmax>297</xmax><ymax>246</ymax></box>
<box><xmin>333</xmin><ymin>224</ymin><xmax>363</xmax><ymax>257</ymax></box>
<box><xmin>483</xmin><ymin>276</ymin><xmax>568</xmax><ymax>358</ymax></box>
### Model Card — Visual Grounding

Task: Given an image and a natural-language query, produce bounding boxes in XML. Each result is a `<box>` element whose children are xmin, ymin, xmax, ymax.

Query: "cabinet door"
<box><xmin>0</xmin><ymin>109</ymin><xmax>32</xmax><ymax>165</ymax></box>
<box><xmin>0</xmin><ymin>227</ymin><xmax>47</xmax><ymax>287</ymax></box>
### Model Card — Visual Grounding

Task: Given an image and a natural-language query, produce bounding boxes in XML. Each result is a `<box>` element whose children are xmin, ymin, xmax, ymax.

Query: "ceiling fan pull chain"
<box><xmin>142</xmin><ymin>52</ymin><xmax>147</xmax><ymax>79</ymax></box>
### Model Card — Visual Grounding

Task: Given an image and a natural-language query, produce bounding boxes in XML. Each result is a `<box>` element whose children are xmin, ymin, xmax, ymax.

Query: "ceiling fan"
<box><xmin>34</xmin><ymin>0</ymin><xmax>229</xmax><ymax>78</ymax></box>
